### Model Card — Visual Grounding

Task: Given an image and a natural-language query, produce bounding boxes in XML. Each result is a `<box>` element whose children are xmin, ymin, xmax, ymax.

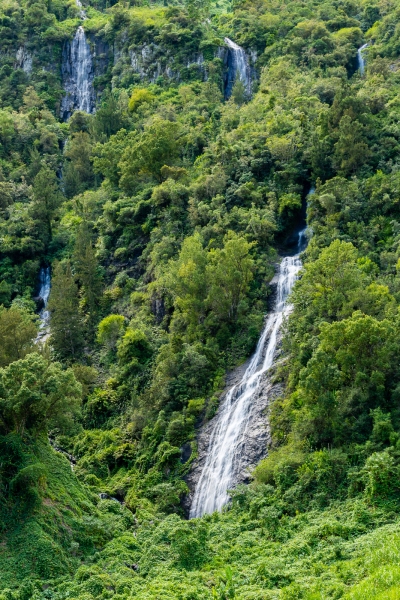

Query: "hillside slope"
<box><xmin>2</xmin><ymin>0</ymin><xmax>400</xmax><ymax>597</ymax></box>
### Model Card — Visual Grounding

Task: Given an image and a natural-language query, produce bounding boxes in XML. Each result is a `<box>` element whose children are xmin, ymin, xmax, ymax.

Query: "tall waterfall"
<box><xmin>61</xmin><ymin>1</ymin><xmax>95</xmax><ymax>120</ymax></box>
<box><xmin>224</xmin><ymin>37</ymin><xmax>252</xmax><ymax>99</ymax></box>
<box><xmin>35</xmin><ymin>267</ymin><xmax>51</xmax><ymax>343</ymax></box>
<box><xmin>190</xmin><ymin>231</ymin><xmax>307</xmax><ymax>518</ymax></box>
<box><xmin>357</xmin><ymin>43</ymin><xmax>368</xmax><ymax>76</ymax></box>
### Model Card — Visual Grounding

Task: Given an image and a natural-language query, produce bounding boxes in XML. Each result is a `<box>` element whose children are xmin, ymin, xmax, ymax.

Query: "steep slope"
<box><xmin>2</xmin><ymin>0</ymin><xmax>400</xmax><ymax>598</ymax></box>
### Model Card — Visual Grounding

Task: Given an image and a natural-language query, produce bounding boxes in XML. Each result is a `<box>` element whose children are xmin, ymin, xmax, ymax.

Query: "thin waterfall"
<box><xmin>61</xmin><ymin>1</ymin><xmax>95</xmax><ymax>120</ymax></box>
<box><xmin>75</xmin><ymin>0</ymin><xmax>86</xmax><ymax>19</ymax></box>
<box><xmin>189</xmin><ymin>230</ymin><xmax>307</xmax><ymax>518</ymax></box>
<box><xmin>357</xmin><ymin>43</ymin><xmax>368</xmax><ymax>76</ymax></box>
<box><xmin>224</xmin><ymin>37</ymin><xmax>252</xmax><ymax>99</ymax></box>
<box><xmin>35</xmin><ymin>267</ymin><xmax>51</xmax><ymax>343</ymax></box>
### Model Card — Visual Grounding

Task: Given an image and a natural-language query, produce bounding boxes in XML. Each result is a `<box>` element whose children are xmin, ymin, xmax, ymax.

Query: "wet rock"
<box><xmin>15</xmin><ymin>46</ymin><xmax>33</xmax><ymax>75</ymax></box>
<box><xmin>150</xmin><ymin>295</ymin><xmax>166</xmax><ymax>324</ymax></box>
<box><xmin>217</xmin><ymin>40</ymin><xmax>257</xmax><ymax>100</ymax></box>
<box><xmin>182</xmin><ymin>356</ymin><xmax>283</xmax><ymax>516</ymax></box>
<box><xmin>180</xmin><ymin>442</ymin><xmax>192</xmax><ymax>464</ymax></box>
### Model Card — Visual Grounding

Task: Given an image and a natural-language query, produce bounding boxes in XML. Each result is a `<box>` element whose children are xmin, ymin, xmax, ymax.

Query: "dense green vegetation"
<box><xmin>3</xmin><ymin>0</ymin><xmax>400</xmax><ymax>596</ymax></box>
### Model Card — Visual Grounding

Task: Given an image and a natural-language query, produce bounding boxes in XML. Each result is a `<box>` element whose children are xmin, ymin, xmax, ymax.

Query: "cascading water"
<box><xmin>224</xmin><ymin>37</ymin><xmax>252</xmax><ymax>99</ymax></box>
<box><xmin>35</xmin><ymin>266</ymin><xmax>51</xmax><ymax>343</ymax></box>
<box><xmin>189</xmin><ymin>231</ymin><xmax>307</xmax><ymax>518</ymax></box>
<box><xmin>357</xmin><ymin>43</ymin><xmax>368</xmax><ymax>76</ymax></box>
<box><xmin>75</xmin><ymin>0</ymin><xmax>86</xmax><ymax>19</ymax></box>
<box><xmin>61</xmin><ymin>1</ymin><xmax>95</xmax><ymax>120</ymax></box>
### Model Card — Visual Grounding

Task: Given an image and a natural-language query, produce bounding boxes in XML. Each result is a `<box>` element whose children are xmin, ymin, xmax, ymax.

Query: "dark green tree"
<box><xmin>0</xmin><ymin>353</ymin><xmax>81</xmax><ymax>436</ymax></box>
<box><xmin>0</xmin><ymin>306</ymin><xmax>38</xmax><ymax>367</ymax></box>
<box><xmin>63</xmin><ymin>132</ymin><xmax>95</xmax><ymax>198</ymax></box>
<box><xmin>30</xmin><ymin>166</ymin><xmax>62</xmax><ymax>247</ymax></box>
<box><xmin>73</xmin><ymin>223</ymin><xmax>103</xmax><ymax>321</ymax></box>
<box><xmin>48</xmin><ymin>261</ymin><xmax>84</xmax><ymax>361</ymax></box>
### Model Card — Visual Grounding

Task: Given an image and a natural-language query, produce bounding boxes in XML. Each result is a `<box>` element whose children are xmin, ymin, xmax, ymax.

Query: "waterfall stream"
<box><xmin>189</xmin><ymin>231</ymin><xmax>307</xmax><ymax>518</ymax></box>
<box><xmin>61</xmin><ymin>1</ymin><xmax>95</xmax><ymax>120</ymax></box>
<box><xmin>357</xmin><ymin>43</ymin><xmax>368</xmax><ymax>76</ymax></box>
<box><xmin>75</xmin><ymin>0</ymin><xmax>86</xmax><ymax>19</ymax></box>
<box><xmin>35</xmin><ymin>267</ymin><xmax>51</xmax><ymax>343</ymax></box>
<box><xmin>224</xmin><ymin>37</ymin><xmax>252</xmax><ymax>99</ymax></box>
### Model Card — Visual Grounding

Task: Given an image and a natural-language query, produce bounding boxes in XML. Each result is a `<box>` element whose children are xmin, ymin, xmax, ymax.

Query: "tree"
<box><xmin>30</xmin><ymin>166</ymin><xmax>62</xmax><ymax>246</ymax></box>
<box><xmin>0</xmin><ymin>306</ymin><xmax>38</xmax><ymax>367</ymax></box>
<box><xmin>231</xmin><ymin>76</ymin><xmax>247</xmax><ymax>106</ymax></box>
<box><xmin>119</xmin><ymin>118</ymin><xmax>181</xmax><ymax>191</ymax></box>
<box><xmin>63</xmin><ymin>131</ymin><xmax>94</xmax><ymax>198</ymax></box>
<box><xmin>128</xmin><ymin>88</ymin><xmax>155</xmax><ymax>113</ymax></box>
<box><xmin>117</xmin><ymin>328</ymin><xmax>152</xmax><ymax>367</ymax></box>
<box><xmin>299</xmin><ymin>312</ymin><xmax>397</xmax><ymax>446</ymax></box>
<box><xmin>165</xmin><ymin>233</ymin><xmax>208</xmax><ymax>328</ymax></box>
<box><xmin>0</xmin><ymin>109</ymin><xmax>14</xmax><ymax>155</ymax></box>
<box><xmin>73</xmin><ymin>223</ymin><xmax>103</xmax><ymax>320</ymax></box>
<box><xmin>207</xmin><ymin>232</ymin><xmax>255</xmax><ymax>322</ymax></box>
<box><xmin>47</xmin><ymin>261</ymin><xmax>84</xmax><ymax>360</ymax></box>
<box><xmin>333</xmin><ymin>115</ymin><xmax>371</xmax><ymax>177</ymax></box>
<box><xmin>93</xmin><ymin>89</ymin><xmax>130</xmax><ymax>139</ymax></box>
<box><xmin>97</xmin><ymin>314</ymin><xmax>125</xmax><ymax>350</ymax></box>
<box><xmin>291</xmin><ymin>239</ymin><xmax>365</xmax><ymax>323</ymax></box>
<box><xmin>0</xmin><ymin>353</ymin><xmax>81</xmax><ymax>436</ymax></box>
<box><xmin>186</xmin><ymin>0</ymin><xmax>211</xmax><ymax>20</ymax></box>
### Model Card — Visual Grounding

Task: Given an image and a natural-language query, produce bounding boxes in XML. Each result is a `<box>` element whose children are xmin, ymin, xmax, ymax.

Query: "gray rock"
<box><xmin>15</xmin><ymin>46</ymin><xmax>32</xmax><ymax>75</ymax></box>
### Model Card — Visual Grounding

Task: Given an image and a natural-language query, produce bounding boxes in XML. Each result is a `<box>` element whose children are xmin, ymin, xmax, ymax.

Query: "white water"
<box><xmin>190</xmin><ymin>231</ymin><xmax>307</xmax><ymax>518</ymax></box>
<box><xmin>73</xmin><ymin>26</ymin><xmax>94</xmax><ymax>113</ymax></box>
<box><xmin>357</xmin><ymin>43</ymin><xmax>368</xmax><ymax>76</ymax></box>
<box><xmin>75</xmin><ymin>0</ymin><xmax>86</xmax><ymax>19</ymax></box>
<box><xmin>35</xmin><ymin>267</ymin><xmax>51</xmax><ymax>343</ymax></box>
<box><xmin>61</xmin><ymin>0</ymin><xmax>95</xmax><ymax>119</ymax></box>
<box><xmin>224</xmin><ymin>37</ymin><xmax>251</xmax><ymax>98</ymax></box>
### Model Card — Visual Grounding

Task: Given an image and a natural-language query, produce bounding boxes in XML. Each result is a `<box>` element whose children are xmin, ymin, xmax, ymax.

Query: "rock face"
<box><xmin>124</xmin><ymin>43</ymin><xmax>207</xmax><ymax>84</ymax></box>
<box><xmin>114</xmin><ymin>40</ymin><xmax>256</xmax><ymax>92</ymax></box>
<box><xmin>92</xmin><ymin>37</ymin><xmax>109</xmax><ymax>81</ymax></box>
<box><xmin>15</xmin><ymin>46</ymin><xmax>33</xmax><ymax>75</ymax></box>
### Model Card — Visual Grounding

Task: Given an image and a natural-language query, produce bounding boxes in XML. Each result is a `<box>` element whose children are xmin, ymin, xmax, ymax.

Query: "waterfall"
<box><xmin>75</xmin><ymin>0</ymin><xmax>86</xmax><ymax>19</ymax></box>
<box><xmin>224</xmin><ymin>37</ymin><xmax>251</xmax><ymax>99</ymax></box>
<box><xmin>189</xmin><ymin>231</ymin><xmax>307</xmax><ymax>518</ymax></box>
<box><xmin>61</xmin><ymin>1</ymin><xmax>95</xmax><ymax>120</ymax></box>
<box><xmin>35</xmin><ymin>267</ymin><xmax>51</xmax><ymax>343</ymax></box>
<box><xmin>357</xmin><ymin>43</ymin><xmax>368</xmax><ymax>76</ymax></box>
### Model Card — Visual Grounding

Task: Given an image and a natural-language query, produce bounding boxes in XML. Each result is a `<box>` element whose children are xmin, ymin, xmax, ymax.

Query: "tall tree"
<box><xmin>73</xmin><ymin>223</ymin><xmax>103</xmax><ymax>321</ymax></box>
<box><xmin>30</xmin><ymin>166</ymin><xmax>62</xmax><ymax>246</ymax></box>
<box><xmin>48</xmin><ymin>261</ymin><xmax>84</xmax><ymax>360</ymax></box>
<box><xmin>0</xmin><ymin>306</ymin><xmax>38</xmax><ymax>367</ymax></box>
<box><xmin>119</xmin><ymin>118</ymin><xmax>181</xmax><ymax>191</ymax></box>
<box><xmin>63</xmin><ymin>131</ymin><xmax>94</xmax><ymax>198</ymax></box>
<box><xmin>165</xmin><ymin>232</ymin><xmax>208</xmax><ymax>328</ymax></box>
<box><xmin>207</xmin><ymin>232</ymin><xmax>255</xmax><ymax>322</ymax></box>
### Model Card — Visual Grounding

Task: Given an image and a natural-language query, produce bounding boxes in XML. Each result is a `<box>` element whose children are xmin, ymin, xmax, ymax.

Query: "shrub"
<box><xmin>364</xmin><ymin>450</ymin><xmax>400</xmax><ymax>500</ymax></box>
<box><xmin>128</xmin><ymin>88</ymin><xmax>155</xmax><ymax>112</ymax></box>
<box><xmin>97</xmin><ymin>315</ymin><xmax>125</xmax><ymax>350</ymax></box>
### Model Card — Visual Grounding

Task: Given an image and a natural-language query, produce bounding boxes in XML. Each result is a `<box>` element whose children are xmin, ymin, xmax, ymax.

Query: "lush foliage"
<box><xmin>3</xmin><ymin>0</ymin><xmax>400</xmax><ymax>597</ymax></box>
